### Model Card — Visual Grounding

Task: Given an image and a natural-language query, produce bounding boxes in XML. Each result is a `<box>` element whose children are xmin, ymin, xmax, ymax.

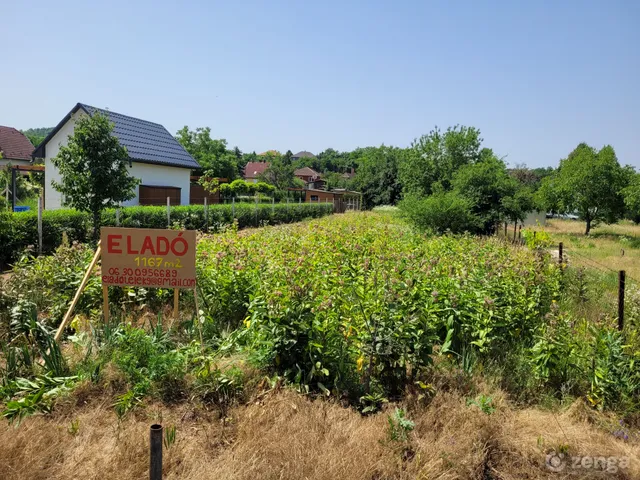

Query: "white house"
<box><xmin>32</xmin><ymin>103</ymin><xmax>200</xmax><ymax>209</ymax></box>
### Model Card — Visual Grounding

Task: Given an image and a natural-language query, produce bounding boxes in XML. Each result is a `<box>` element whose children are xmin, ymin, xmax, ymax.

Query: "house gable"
<box><xmin>33</xmin><ymin>103</ymin><xmax>199</xmax><ymax>170</ymax></box>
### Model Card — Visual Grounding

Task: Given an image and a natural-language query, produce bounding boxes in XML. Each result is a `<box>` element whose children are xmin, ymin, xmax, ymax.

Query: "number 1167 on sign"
<box><xmin>134</xmin><ymin>256</ymin><xmax>183</xmax><ymax>268</ymax></box>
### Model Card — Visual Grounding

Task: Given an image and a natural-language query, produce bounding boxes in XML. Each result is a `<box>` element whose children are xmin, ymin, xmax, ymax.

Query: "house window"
<box><xmin>310</xmin><ymin>195</ymin><xmax>319</xmax><ymax>202</ymax></box>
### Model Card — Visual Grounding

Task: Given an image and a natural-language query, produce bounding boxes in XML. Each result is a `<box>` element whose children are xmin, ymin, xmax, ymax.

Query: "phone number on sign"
<box><xmin>105</xmin><ymin>267</ymin><xmax>178</xmax><ymax>278</ymax></box>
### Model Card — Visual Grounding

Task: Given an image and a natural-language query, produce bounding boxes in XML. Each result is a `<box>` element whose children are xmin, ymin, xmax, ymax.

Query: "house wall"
<box><xmin>0</xmin><ymin>158</ymin><xmax>31</xmax><ymax>168</ymax></box>
<box><xmin>44</xmin><ymin>110</ymin><xmax>86</xmax><ymax>210</ymax></box>
<box><xmin>44</xmin><ymin>110</ymin><xmax>191</xmax><ymax>209</ymax></box>
<box><xmin>305</xmin><ymin>190</ymin><xmax>335</xmax><ymax>204</ymax></box>
<box><xmin>124</xmin><ymin>163</ymin><xmax>191</xmax><ymax>206</ymax></box>
<box><xmin>522</xmin><ymin>211</ymin><xmax>547</xmax><ymax>227</ymax></box>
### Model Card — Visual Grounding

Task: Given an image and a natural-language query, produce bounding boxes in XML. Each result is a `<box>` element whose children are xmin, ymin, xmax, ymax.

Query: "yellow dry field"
<box><xmin>546</xmin><ymin>220</ymin><xmax>640</xmax><ymax>284</ymax></box>
<box><xmin>1</xmin><ymin>386</ymin><xmax>638</xmax><ymax>480</ymax></box>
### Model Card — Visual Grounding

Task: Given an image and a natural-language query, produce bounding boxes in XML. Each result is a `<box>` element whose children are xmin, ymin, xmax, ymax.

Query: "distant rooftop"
<box><xmin>292</xmin><ymin>150</ymin><xmax>316</xmax><ymax>158</ymax></box>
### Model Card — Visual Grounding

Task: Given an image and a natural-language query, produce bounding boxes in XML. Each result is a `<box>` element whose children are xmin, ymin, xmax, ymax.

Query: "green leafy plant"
<box><xmin>164</xmin><ymin>425</ymin><xmax>177</xmax><ymax>449</ymax></box>
<box><xmin>387</xmin><ymin>408</ymin><xmax>415</xmax><ymax>442</ymax></box>
<box><xmin>466</xmin><ymin>394</ymin><xmax>496</xmax><ymax>415</ymax></box>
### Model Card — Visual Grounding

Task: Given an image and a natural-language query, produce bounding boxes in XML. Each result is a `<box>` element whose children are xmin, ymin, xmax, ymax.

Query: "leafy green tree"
<box><xmin>259</xmin><ymin>155</ymin><xmax>297</xmax><ymax>190</ymax></box>
<box><xmin>510</xmin><ymin>164</ymin><xmax>555</xmax><ymax>190</ymax></box>
<box><xmin>501</xmin><ymin>185</ymin><xmax>535</xmax><ymax>226</ymax></box>
<box><xmin>283</xmin><ymin>150</ymin><xmax>293</xmax><ymax>165</ymax></box>
<box><xmin>21</xmin><ymin>127</ymin><xmax>52</xmax><ymax>147</ymax></box>
<box><xmin>541</xmin><ymin>143</ymin><xmax>627</xmax><ymax>234</ymax></box>
<box><xmin>322</xmin><ymin>171</ymin><xmax>352</xmax><ymax>190</ymax></box>
<box><xmin>622</xmin><ymin>172</ymin><xmax>640</xmax><ymax>223</ymax></box>
<box><xmin>51</xmin><ymin>113</ymin><xmax>139</xmax><ymax>239</ymax></box>
<box><xmin>175</xmin><ymin>126</ymin><xmax>239</xmax><ymax>179</ymax></box>
<box><xmin>400</xmin><ymin>126</ymin><xmax>483</xmax><ymax>196</ymax></box>
<box><xmin>351</xmin><ymin>146</ymin><xmax>403</xmax><ymax>208</ymax></box>
<box><xmin>451</xmin><ymin>153</ymin><xmax>517</xmax><ymax>233</ymax></box>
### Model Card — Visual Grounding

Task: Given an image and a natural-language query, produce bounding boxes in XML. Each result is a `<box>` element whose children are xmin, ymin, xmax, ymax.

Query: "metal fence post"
<box><xmin>115</xmin><ymin>207</ymin><xmax>120</xmax><ymax>227</ymax></box>
<box><xmin>232</xmin><ymin>197</ymin><xmax>235</xmax><ymax>219</ymax></box>
<box><xmin>272</xmin><ymin>195</ymin><xmax>275</xmax><ymax>215</ymax></box>
<box><xmin>618</xmin><ymin>270</ymin><xmax>626</xmax><ymax>331</ymax></box>
<box><xmin>150</xmin><ymin>424</ymin><xmax>163</xmax><ymax>480</ymax></box>
<box><xmin>11</xmin><ymin>168</ymin><xmax>17</xmax><ymax>212</ymax></box>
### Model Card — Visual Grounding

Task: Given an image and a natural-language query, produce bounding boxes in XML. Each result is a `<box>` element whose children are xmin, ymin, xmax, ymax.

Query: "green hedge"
<box><xmin>0</xmin><ymin>203</ymin><xmax>333</xmax><ymax>268</ymax></box>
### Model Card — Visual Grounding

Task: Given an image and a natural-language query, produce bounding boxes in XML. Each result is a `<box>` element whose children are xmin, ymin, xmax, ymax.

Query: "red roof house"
<box><xmin>244</xmin><ymin>161</ymin><xmax>271</xmax><ymax>183</ymax></box>
<box><xmin>0</xmin><ymin>126</ymin><xmax>34</xmax><ymax>167</ymax></box>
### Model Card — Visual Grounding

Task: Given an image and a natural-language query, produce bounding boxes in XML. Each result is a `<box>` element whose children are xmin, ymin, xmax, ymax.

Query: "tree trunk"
<box><xmin>585</xmin><ymin>216</ymin><xmax>591</xmax><ymax>236</ymax></box>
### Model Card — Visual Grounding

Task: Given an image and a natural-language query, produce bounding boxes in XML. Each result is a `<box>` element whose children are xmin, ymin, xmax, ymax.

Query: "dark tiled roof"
<box><xmin>0</xmin><ymin>126</ymin><xmax>34</xmax><ymax>161</ymax></box>
<box><xmin>292</xmin><ymin>151</ymin><xmax>316</xmax><ymax>158</ymax></box>
<box><xmin>33</xmin><ymin>103</ymin><xmax>199</xmax><ymax>169</ymax></box>
<box><xmin>244</xmin><ymin>161</ymin><xmax>270</xmax><ymax>178</ymax></box>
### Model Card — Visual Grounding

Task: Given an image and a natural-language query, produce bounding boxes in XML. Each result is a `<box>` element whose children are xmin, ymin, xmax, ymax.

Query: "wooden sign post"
<box><xmin>55</xmin><ymin>228</ymin><xmax>197</xmax><ymax>342</ymax></box>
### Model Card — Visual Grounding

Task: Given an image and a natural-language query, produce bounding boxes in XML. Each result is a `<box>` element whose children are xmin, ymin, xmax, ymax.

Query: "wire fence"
<box><xmin>495</xmin><ymin>222</ymin><xmax>634</xmax><ymax>330</ymax></box>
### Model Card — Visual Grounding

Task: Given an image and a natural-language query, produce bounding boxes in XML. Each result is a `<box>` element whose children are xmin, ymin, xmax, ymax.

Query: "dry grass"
<box><xmin>1</xmin><ymin>387</ymin><xmax>637</xmax><ymax>480</ymax></box>
<box><xmin>545</xmin><ymin>219</ymin><xmax>640</xmax><ymax>284</ymax></box>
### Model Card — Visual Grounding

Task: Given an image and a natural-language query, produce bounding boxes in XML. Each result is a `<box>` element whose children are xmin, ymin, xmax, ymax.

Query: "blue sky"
<box><xmin>2</xmin><ymin>0</ymin><xmax>639</xmax><ymax>168</ymax></box>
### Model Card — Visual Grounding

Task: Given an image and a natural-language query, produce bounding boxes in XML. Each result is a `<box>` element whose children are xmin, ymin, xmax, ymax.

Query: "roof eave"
<box><xmin>32</xmin><ymin>103</ymin><xmax>89</xmax><ymax>159</ymax></box>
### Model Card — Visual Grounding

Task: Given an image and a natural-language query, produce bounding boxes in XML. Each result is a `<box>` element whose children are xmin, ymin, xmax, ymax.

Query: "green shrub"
<box><xmin>0</xmin><ymin>203</ymin><xmax>333</xmax><ymax>267</ymax></box>
<box><xmin>398</xmin><ymin>192</ymin><xmax>481</xmax><ymax>234</ymax></box>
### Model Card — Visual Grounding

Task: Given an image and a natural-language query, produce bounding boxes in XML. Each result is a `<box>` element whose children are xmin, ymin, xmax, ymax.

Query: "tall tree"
<box><xmin>258</xmin><ymin>155</ymin><xmax>299</xmax><ymax>191</ymax></box>
<box><xmin>175</xmin><ymin>126</ymin><xmax>239</xmax><ymax>179</ymax></box>
<box><xmin>51</xmin><ymin>113</ymin><xmax>139</xmax><ymax>239</ymax></box>
<box><xmin>540</xmin><ymin>143</ymin><xmax>627</xmax><ymax>234</ymax></box>
<box><xmin>400</xmin><ymin>125</ymin><xmax>483</xmax><ymax>196</ymax></box>
<box><xmin>451</xmin><ymin>153</ymin><xmax>518</xmax><ymax>233</ymax></box>
<box><xmin>622</xmin><ymin>171</ymin><xmax>640</xmax><ymax>223</ymax></box>
<box><xmin>351</xmin><ymin>146</ymin><xmax>403</xmax><ymax>208</ymax></box>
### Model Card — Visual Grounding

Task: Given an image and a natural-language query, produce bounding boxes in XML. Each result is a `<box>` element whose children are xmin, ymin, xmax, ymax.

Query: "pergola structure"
<box><xmin>3</xmin><ymin>164</ymin><xmax>44</xmax><ymax>211</ymax></box>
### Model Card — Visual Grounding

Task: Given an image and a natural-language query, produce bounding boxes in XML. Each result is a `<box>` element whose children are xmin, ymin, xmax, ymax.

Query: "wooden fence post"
<box><xmin>618</xmin><ymin>270</ymin><xmax>625</xmax><ymax>331</ymax></box>
<box><xmin>204</xmin><ymin>197</ymin><xmax>208</xmax><ymax>232</ymax></box>
<box><xmin>518</xmin><ymin>225</ymin><xmax>522</xmax><ymax>242</ymax></box>
<box><xmin>115</xmin><ymin>208</ymin><xmax>120</xmax><ymax>227</ymax></box>
<box><xmin>558</xmin><ymin>242</ymin><xmax>563</xmax><ymax>266</ymax></box>
<box><xmin>232</xmin><ymin>197</ymin><xmax>235</xmax><ymax>218</ymax></box>
<box><xmin>37</xmin><ymin>196</ymin><xmax>43</xmax><ymax>255</ymax></box>
<box><xmin>504</xmin><ymin>222</ymin><xmax>507</xmax><ymax>238</ymax></box>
